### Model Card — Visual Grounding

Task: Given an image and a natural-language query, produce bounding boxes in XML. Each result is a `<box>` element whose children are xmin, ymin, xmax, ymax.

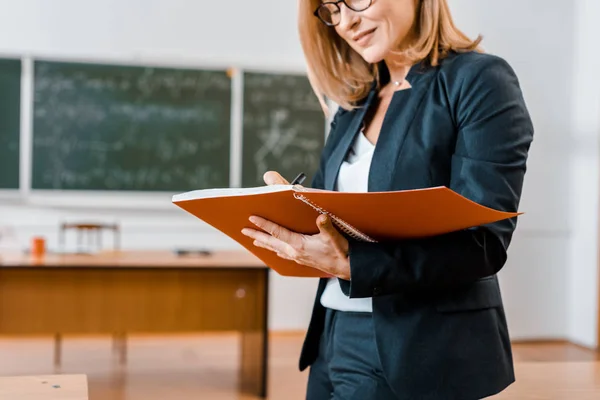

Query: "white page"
<box><xmin>171</xmin><ymin>184</ymin><xmax>294</xmax><ymax>202</ymax></box>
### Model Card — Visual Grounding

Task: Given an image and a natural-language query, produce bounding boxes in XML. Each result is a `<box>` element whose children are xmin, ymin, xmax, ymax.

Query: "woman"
<box><xmin>241</xmin><ymin>0</ymin><xmax>533</xmax><ymax>398</ymax></box>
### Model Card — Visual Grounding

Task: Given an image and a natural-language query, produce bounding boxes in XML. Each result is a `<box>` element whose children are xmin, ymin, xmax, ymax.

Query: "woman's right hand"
<box><xmin>263</xmin><ymin>171</ymin><xmax>290</xmax><ymax>186</ymax></box>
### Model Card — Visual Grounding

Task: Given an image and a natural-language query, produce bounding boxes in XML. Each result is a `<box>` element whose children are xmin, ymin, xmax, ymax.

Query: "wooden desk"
<box><xmin>0</xmin><ymin>374</ymin><xmax>88</xmax><ymax>400</ymax></box>
<box><xmin>0</xmin><ymin>251</ymin><xmax>269</xmax><ymax>398</ymax></box>
<box><xmin>495</xmin><ymin>361</ymin><xmax>600</xmax><ymax>399</ymax></box>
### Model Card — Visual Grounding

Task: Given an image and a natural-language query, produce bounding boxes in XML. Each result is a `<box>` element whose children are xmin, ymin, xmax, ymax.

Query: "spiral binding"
<box><xmin>293</xmin><ymin>192</ymin><xmax>378</xmax><ymax>243</ymax></box>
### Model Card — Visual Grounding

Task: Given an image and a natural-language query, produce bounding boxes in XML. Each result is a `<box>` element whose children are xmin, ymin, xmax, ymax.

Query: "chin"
<box><xmin>356</xmin><ymin>46</ymin><xmax>386</xmax><ymax>65</ymax></box>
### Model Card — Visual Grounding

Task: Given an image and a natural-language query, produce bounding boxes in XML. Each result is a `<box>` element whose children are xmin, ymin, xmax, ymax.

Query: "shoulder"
<box><xmin>435</xmin><ymin>51</ymin><xmax>522</xmax><ymax>103</ymax></box>
<box><xmin>435</xmin><ymin>51</ymin><xmax>526</xmax><ymax>117</ymax></box>
<box><xmin>439</xmin><ymin>50</ymin><xmax>508</xmax><ymax>68</ymax></box>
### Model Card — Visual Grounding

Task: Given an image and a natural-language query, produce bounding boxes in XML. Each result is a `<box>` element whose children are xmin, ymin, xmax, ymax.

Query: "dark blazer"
<box><xmin>299</xmin><ymin>51</ymin><xmax>534</xmax><ymax>400</ymax></box>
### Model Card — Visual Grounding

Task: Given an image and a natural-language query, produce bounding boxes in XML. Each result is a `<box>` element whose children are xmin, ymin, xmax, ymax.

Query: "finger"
<box><xmin>242</xmin><ymin>228</ymin><xmax>277</xmax><ymax>252</ymax></box>
<box><xmin>242</xmin><ymin>227</ymin><xmax>274</xmax><ymax>245</ymax></box>
<box><xmin>257</xmin><ymin>237</ymin><xmax>296</xmax><ymax>260</ymax></box>
<box><xmin>316</xmin><ymin>214</ymin><xmax>338</xmax><ymax>238</ymax></box>
<box><xmin>263</xmin><ymin>171</ymin><xmax>289</xmax><ymax>185</ymax></box>
<box><xmin>242</xmin><ymin>227</ymin><xmax>294</xmax><ymax>256</ymax></box>
<box><xmin>276</xmin><ymin>251</ymin><xmax>293</xmax><ymax>260</ymax></box>
<box><xmin>249</xmin><ymin>216</ymin><xmax>300</xmax><ymax>245</ymax></box>
<box><xmin>252</xmin><ymin>238</ymin><xmax>279</xmax><ymax>253</ymax></box>
<box><xmin>316</xmin><ymin>214</ymin><xmax>349</xmax><ymax>255</ymax></box>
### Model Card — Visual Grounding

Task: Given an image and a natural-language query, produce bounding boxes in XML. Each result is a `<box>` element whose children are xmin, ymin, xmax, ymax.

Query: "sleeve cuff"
<box><xmin>341</xmin><ymin>239</ymin><xmax>391</xmax><ymax>298</ymax></box>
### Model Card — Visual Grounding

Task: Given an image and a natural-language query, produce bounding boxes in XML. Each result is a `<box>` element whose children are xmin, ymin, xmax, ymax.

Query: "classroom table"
<box><xmin>0</xmin><ymin>374</ymin><xmax>88</xmax><ymax>400</ymax></box>
<box><xmin>0</xmin><ymin>250</ymin><xmax>269</xmax><ymax>398</ymax></box>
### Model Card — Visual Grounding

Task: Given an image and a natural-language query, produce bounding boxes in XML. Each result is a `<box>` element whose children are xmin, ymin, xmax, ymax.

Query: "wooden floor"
<box><xmin>0</xmin><ymin>333</ymin><xmax>598</xmax><ymax>399</ymax></box>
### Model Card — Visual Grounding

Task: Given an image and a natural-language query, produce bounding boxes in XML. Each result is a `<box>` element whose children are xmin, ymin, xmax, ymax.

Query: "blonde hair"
<box><xmin>298</xmin><ymin>0</ymin><xmax>483</xmax><ymax>113</ymax></box>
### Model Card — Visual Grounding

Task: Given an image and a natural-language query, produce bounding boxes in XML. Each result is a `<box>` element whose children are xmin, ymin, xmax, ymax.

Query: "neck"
<box><xmin>383</xmin><ymin>58</ymin><xmax>412</xmax><ymax>87</ymax></box>
<box><xmin>388</xmin><ymin>64</ymin><xmax>411</xmax><ymax>86</ymax></box>
<box><xmin>383</xmin><ymin>30</ymin><xmax>418</xmax><ymax>86</ymax></box>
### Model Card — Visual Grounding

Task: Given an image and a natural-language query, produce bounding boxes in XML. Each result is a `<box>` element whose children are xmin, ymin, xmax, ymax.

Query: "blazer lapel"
<box><xmin>368</xmin><ymin>65</ymin><xmax>437</xmax><ymax>192</ymax></box>
<box><xmin>324</xmin><ymin>88</ymin><xmax>378</xmax><ymax>191</ymax></box>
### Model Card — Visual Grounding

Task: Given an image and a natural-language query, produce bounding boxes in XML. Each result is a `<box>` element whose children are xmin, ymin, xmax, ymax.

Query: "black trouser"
<box><xmin>306</xmin><ymin>308</ymin><xmax>398</xmax><ymax>400</ymax></box>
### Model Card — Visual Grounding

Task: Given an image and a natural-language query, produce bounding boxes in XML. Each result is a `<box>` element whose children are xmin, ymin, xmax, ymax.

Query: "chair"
<box><xmin>58</xmin><ymin>222</ymin><xmax>120</xmax><ymax>254</ymax></box>
<box><xmin>0</xmin><ymin>225</ymin><xmax>19</xmax><ymax>252</ymax></box>
<box><xmin>54</xmin><ymin>221</ymin><xmax>126</xmax><ymax>367</ymax></box>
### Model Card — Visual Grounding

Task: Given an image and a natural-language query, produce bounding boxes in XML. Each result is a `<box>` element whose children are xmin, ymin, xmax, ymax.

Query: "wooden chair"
<box><xmin>0</xmin><ymin>225</ymin><xmax>19</xmax><ymax>252</ymax></box>
<box><xmin>54</xmin><ymin>222</ymin><xmax>126</xmax><ymax>368</ymax></box>
<box><xmin>58</xmin><ymin>222</ymin><xmax>120</xmax><ymax>254</ymax></box>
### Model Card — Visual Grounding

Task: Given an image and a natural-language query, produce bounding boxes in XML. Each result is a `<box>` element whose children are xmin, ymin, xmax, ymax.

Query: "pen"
<box><xmin>291</xmin><ymin>172</ymin><xmax>306</xmax><ymax>185</ymax></box>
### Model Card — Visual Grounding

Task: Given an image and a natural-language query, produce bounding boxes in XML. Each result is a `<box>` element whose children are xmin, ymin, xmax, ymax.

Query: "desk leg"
<box><xmin>53</xmin><ymin>334</ymin><xmax>62</xmax><ymax>368</ymax></box>
<box><xmin>240</xmin><ymin>270</ymin><xmax>268</xmax><ymax>398</ymax></box>
<box><xmin>240</xmin><ymin>330</ymin><xmax>267</xmax><ymax>398</ymax></box>
<box><xmin>112</xmin><ymin>333</ymin><xmax>127</xmax><ymax>365</ymax></box>
<box><xmin>120</xmin><ymin>334</ymin><xmax>127</xmax><ymax>365</ymax></box>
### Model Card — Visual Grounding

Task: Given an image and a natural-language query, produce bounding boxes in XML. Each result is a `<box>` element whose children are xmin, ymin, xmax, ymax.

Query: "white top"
<box><xmin>319</xmin><ymin>129</ymin><xmax>375</xmax><ymax>312</ymax></box>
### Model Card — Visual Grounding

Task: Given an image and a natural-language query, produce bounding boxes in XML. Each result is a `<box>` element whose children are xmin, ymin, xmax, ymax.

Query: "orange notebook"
<box><xmin>172</xmin><ymin>185</ymin><xmax>521</xmax><ymax>278</ymax></box>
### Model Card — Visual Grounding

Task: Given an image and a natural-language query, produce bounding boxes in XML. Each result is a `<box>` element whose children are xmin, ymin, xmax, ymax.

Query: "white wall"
<box><xmin>453</xmin><ymin>0</ymin><xmax>600</xmax><ymax>347</ymax></box>
<box><xmin>0</xmin><ymin>0</ymin><xmax>598</xmax><ymax>343</ymax></box>
<box><xmin>0</xmin><ymin>0</ymin><xmax>306</xmax><ymax>69</ymax></box>
<box><xmin>451</xmin><ymin>0</ymin><xmax>575</xmax><ymax>341</ymax></box>
<box><xmin>567</xmin><ymin>0</ymin><xmax>600</xmax><ymax>348</ymax></box>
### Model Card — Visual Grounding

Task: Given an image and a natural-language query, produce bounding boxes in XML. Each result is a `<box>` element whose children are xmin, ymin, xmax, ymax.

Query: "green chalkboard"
<box><xmin>241</xmin><ymin>71</ymin><xmax>326</xmax><ymax>187</ymax></box>
<box><xmin>32</xmin><ymin>60</ymin><xmax>232</xmax><ymax>191</ymax></box>
<box><xmin>0</xmin><ymin>58</ymin><xmax>21</xmax><ymax>189</ymax></box>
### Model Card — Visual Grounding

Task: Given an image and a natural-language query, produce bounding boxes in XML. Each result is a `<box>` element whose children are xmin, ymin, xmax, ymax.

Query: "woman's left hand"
<box><xmin>241</xmin><ymin>214</ymin><xmax>351</xmax><ymax>280</ymax></box>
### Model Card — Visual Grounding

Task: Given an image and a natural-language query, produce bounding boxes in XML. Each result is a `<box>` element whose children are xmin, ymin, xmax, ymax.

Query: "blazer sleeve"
<box><xmin>339</xmin><ymin>55</ymin><xmax>534</xmax><ymax>298</ymax></box>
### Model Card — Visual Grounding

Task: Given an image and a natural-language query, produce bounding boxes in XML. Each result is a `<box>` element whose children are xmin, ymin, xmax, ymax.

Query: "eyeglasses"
<box><xmin>313</xmin><ymin>0</ymin><xmax>373</xmax><ymax>27</ymax></box>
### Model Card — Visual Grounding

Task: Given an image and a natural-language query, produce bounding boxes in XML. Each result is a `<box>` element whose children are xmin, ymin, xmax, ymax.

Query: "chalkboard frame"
<box><xmin>0</xmin><ymin>56</ymin><xmax>22</xmax><ymax>193</ymax></box>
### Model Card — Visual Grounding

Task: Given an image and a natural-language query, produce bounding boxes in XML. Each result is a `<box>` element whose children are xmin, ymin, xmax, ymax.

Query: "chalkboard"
<box><xmin>32</xmin><ymin>60</ymin><xmax>232</xmax><ymax>191</ymax></box>
<box><xmin>241</xmin><ymin>72</ymin><xmax>325</xmax><ymax>187</ymax></box>
<box><xmin>0</xmin><ymin>58</ymin><xmax>21</xmax><ymax>189</ymax></box>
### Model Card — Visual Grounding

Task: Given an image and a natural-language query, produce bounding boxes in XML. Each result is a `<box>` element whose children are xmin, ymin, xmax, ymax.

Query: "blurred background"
<box><xmin>0</xmin><ymin>0</ymin><xmax>599</xmax><ymax>399</ymax></box>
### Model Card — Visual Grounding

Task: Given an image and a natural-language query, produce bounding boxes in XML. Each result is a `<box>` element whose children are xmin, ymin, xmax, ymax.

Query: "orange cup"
<box><xmin>31</xmin><ymin>236</ymin><xmax>46</xmax><ymax>257</ymax></box>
